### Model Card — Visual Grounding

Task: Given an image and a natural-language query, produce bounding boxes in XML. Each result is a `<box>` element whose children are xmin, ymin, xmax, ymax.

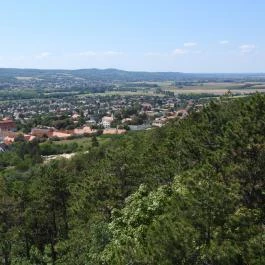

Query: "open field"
<box><xmin>2</xmin><ymin>80</ymin><xmax>265</xmax><ymax>104</ymax></box>
<box><xmin>174</xmin><ymin>88</ymin><xmax>265</xmax><ymax>95</ymax></box>
<box><xmin>79</xmin><ymin>90</ymin><xmax>165</xmax><ymax>97</ymax></box>
<box><xmin>46</xmin><ymin>133</ymin><xmax>127</xmax><ymax>150</ymax></box>
<box><xmin>106</xmin><ymin>81</ymin><xmax>265</xmax><ymax>96</ymax></box>
<box><xmin>48</xmin><ymin>137</ymin><xmax>93</xmax><ymax>150</ymax></box>
<box><xmin>157</xmin><ymin>81</ymin><xmax>265</xmax><ymax>95</ymax></box>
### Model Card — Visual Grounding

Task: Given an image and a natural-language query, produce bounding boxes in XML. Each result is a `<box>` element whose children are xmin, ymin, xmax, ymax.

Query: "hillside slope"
<box><xmin>0</xmin><ymin>94</ymin><xmax>264</xmax><ymax>265</ymax></box>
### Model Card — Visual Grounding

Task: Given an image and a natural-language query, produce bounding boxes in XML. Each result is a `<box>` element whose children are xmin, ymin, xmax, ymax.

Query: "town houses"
<box><xmin>0</xmin><ymin>94</ymin><xmax>193</xmax><ymax>147</ymax></box>
<box><xmin>0</xmin><ymin>118</ymin><xmax>127</xmax><ymax>146</ymax></box>
<box><xmin>0</xmin><ymin>118</ymin><xmax>16</xmax><ymax>131</ymax></box>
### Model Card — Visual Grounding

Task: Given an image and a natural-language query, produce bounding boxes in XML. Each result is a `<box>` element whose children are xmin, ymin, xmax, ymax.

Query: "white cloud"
<box><xmin>173</xmin><ymin>48</ymin><xmax>187</xmax><ymax>55</ymax></box>
<box><xmin>220</xmin><ymin>40</ymin><xmax>229</xmax><ymax>45</ymax></box>
<box><xmin>35</xmin><ymin>52</ymin><xmax>51</xmax><ymax>59</ymax></box>
<box><xmin>239</xmin><ymin>44</ymin><xmax>256</xmax><ymax>53</ymax></box>
<box><xmin>183</xmin><ymin>42</ymin><xmax>197</xmax><ymax>47</ymax></box>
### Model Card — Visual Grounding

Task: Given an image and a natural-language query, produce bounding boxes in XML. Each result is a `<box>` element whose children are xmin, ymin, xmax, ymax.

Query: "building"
<box><xmin>122</xmin><ymin>118</ymin><xmax>133</xmax><ymax>124</ymax></box>
<box><xmin>152</xmin><ymin>117</ymin><xmax>167</xmax><ymax>127</ymax></box>
<box><xmin>142</xmin><ymin>103</ymin><xmax>152</xmax><ymax>111</ymax></box>
<box><xmin>24</xmin><ymin>135</ymin><xmax>36</xmax><ymax>142</ymax></box>
<box><xmin>71</xmin><ymin>113</ymin><xmax>80</xmax><ymax>120</ymax></box>
<box><xmin>0</xmin><ymin>119</ymin><xmax>16</xmax><ymax>132</ymax></box>
<box><xmin>102</xmin><ymin>116</ymin><xmax>114</xmax><ymax>128</ymax></box>
<box><xmin>128</xmin><ymin>124</ymin><xmax>151</xmax><ymax>131</ymax></box>
<box><xmin>4</xmin><ymin>136</ymin><xmax>15</xmax><ymax>145</ymax></box>
<box><xmin>31</xmin><ymin>128</ymin><xmax>53</xmax><ymax>138</ymax></box>
<box><xmin>103</xmin><ymin>128</ymin><xmax>126</xmax><ymax>135</ymax></box>
<box><xmin>87</xmin><ymin>119</ymin><xmax>97</xmax><ymax>126</ymax></box>
<box><xmin>73</xmin><ymin>126</ymin><xmax>96</xmax><ymax>135</ymax></box>
<box><xmin>176</xmin><ymin>109</ymin><xmax>189</xmax><ymax>119</ymax></box>
<box><xmin>51</xmin><ymin>131</ymin><xmax>72</xmax><ymax>139</ymax></box>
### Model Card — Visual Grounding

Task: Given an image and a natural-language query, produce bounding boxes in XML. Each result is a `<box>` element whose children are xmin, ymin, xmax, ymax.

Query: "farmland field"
<box><xmin>162</xmin><ymin>82</ymin><xmax>265</xmax><ymax>95</ymax></box>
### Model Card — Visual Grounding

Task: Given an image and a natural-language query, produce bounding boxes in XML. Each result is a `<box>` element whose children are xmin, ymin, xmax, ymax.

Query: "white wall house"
<box><xmin>102</xmin><ymin>116</ymin><xmax>114</xmax><ymax>128</ymax></box>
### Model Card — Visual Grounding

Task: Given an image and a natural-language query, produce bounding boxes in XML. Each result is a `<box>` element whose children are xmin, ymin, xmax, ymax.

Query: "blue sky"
<box><xmin>0</xmin><ymin>0</ymin><xmax>265</xmax><ymax>72</ymax></box>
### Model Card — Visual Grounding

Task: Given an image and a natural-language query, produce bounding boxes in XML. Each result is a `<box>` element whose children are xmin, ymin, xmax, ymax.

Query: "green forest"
<box><xmin>0</xmin><ymin>94</ymin><xmax>264</xmax><ymax>265</ymax></box>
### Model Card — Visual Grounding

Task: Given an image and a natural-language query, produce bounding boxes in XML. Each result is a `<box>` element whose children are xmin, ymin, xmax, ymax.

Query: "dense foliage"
<box><xmin>0</xmin><ymin>94</ymin><xmax>264</xmax><ymax>264</ymax></box>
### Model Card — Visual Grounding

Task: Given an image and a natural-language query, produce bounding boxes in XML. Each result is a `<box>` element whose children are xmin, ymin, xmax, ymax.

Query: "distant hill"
<box><xmin>0</xmin><ymin>68</ymin><xmax>185</xmax><ymax>81</ymax></box>
<box><xmin>0</xmin><ymin>68</ymin><xmax>265</xmax><ymax>82</ymax></box>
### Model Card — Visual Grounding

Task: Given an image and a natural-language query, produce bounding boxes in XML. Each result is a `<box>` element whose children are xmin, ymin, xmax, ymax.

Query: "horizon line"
<box><xmin>0</xmin><ymin>67</ymin><xmax>265</xmax><ymax>75</ymax></box>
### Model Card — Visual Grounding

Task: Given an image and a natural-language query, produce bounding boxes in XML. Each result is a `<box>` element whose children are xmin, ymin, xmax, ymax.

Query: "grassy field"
<box><xmin>47</xmin><ymin>133</ymin><xmax>128</xmax><ymax>150</ymax></box>
<box><xmin>50</xmin><ymin>137</ymin><xmax>93</xmax><ymax>150</ymax></box>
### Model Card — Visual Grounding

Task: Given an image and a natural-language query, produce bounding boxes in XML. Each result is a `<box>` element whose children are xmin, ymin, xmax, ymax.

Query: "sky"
<box><xmin>0</xmin><ymin>0</ymin><xmax>265</xmax><ymax>72</ymax></box>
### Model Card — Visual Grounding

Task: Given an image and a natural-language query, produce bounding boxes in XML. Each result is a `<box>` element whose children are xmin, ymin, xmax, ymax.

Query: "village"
<box><xmin>0</xmin><ymin>94</ymin><xmax>193</xmax><ymax>148</ymax></box>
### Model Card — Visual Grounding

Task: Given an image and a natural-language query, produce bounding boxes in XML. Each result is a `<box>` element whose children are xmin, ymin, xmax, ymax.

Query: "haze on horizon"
<box><xmin>0</xmin><ymin>0</ymin><xmax>265</xmax><ymax>73</ymax></box>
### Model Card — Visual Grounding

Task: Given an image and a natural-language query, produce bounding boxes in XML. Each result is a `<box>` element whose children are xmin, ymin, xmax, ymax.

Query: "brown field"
<box><xmin>164</xmin><ymin>82</ymin><xmax>265</xmax><ymax>95</ymax></box>
<box><xmin>174</xmin><ymin>88</ymin><xmax>265</xmax><ymax>95</ymax></box>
